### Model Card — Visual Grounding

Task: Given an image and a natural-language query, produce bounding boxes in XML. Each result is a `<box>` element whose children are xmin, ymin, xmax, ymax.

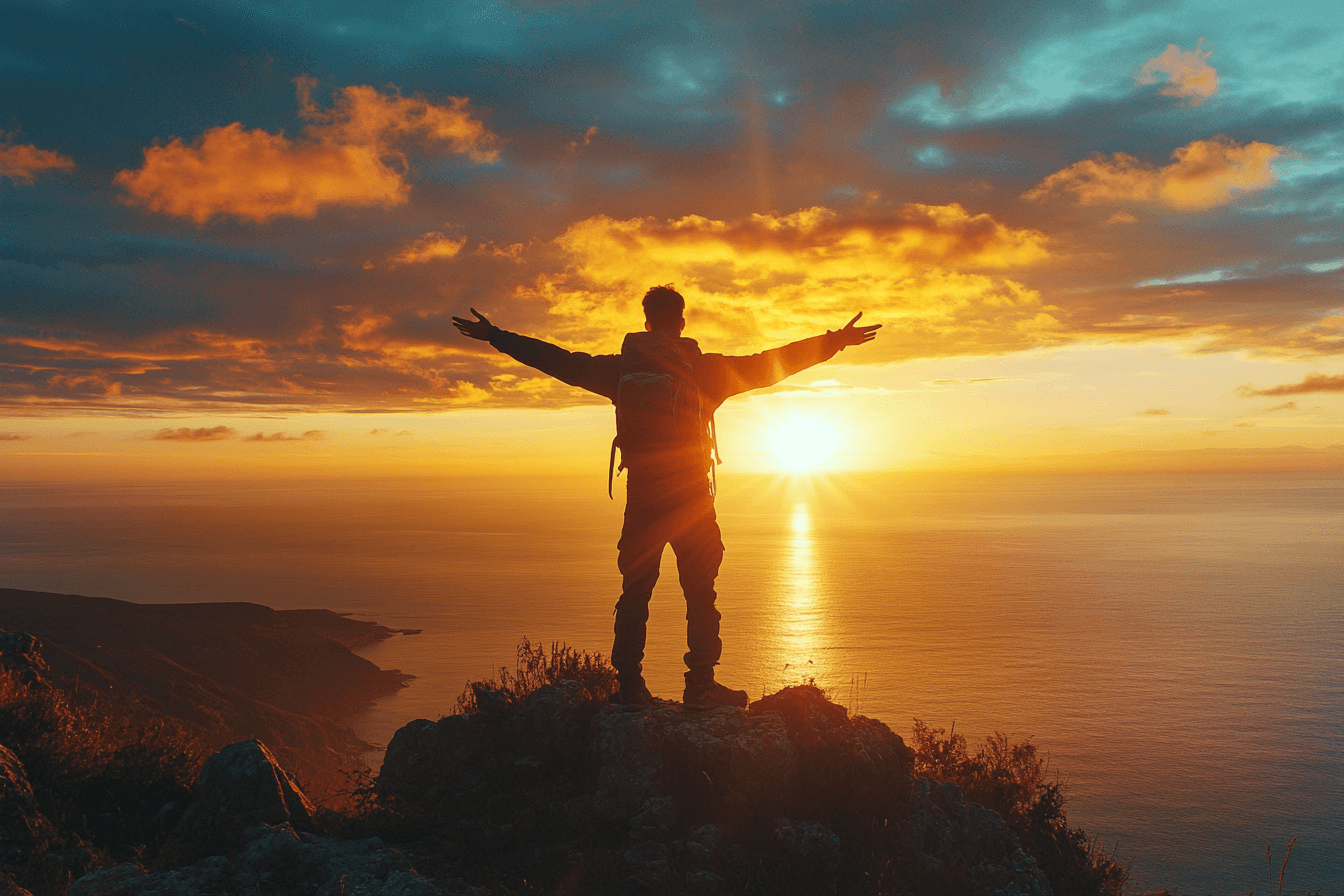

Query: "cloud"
<box><xmin>476</xmin><ymin>241</ymin><xmax>527</xmax><ymax>262</ymax></box>
<box><xmin>565</xmin><ymin>126</ymin><xmax>599</xmax><ymax>154</ymax></box>
<box><xmin>0</xmin><ymin>432</ymin><xmax>31</xmax><ymax>441</ymax></box>
<box><xmin>114</xmin><ymin>78</ymin><xmax>499</xmax><ymax>223</ymax></box>
<box><xmin>1268</xmin><ymin>401</ymin><xmax>1298</xmax><ymax>411</ymax></box>
<box><xmin>1137</xmin><ymin>39</ymin><xmax>1219</xmax><ymax>104</ymax></box>
<box><xmin>150</xmin><ymin>425</ymin><xmax>236</xmax><ymax>441</ymax></box>
<box><xmin>1024</xmin><ymin>137</ymin><xmax>1283</xmax><ymax>209</ymax></box>
<box><xmin>0</xmin><ymin>139</ymin><xmax>76</xmax><ymax>183</ymax></box>
<box><xmin>390</xmin><ymin>233</ymin><xmax>467</xmax><ymax>266</ymax></box>
<box><xmin>516</xmin><ymin>204</ymin><xmax>1057</xmax><ymax>360</ymax></box>
<box><xmin>929</xmin><ymin>378</ymin><xmax>1007</xmax><ymax>385</ymax></box>
<box><xmin>243</xmin><ymin>430</ymin><xmax>325</xmax><ymax>441</ymax></box>
<box><xmin>1239</xmin><ymin>374</ymin><xmax>1344</xmax><ymax>396</ymax></box>
<box><xmin>1136</xmin><ymin>407</ymin><xmax>1170</xmax><ymax>416</ymax></box>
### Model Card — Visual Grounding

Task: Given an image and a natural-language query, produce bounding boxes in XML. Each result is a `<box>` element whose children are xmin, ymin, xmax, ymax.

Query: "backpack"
<box><xmin>608</xmin><ymin>331</ymin><xmax>719</xmax><ymax>497</ymax></box>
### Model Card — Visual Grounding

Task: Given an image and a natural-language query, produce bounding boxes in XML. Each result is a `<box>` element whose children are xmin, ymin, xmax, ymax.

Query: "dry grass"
<box><xmin>452</xmin><ymin>637</ymin><xmax>617</xmax><ymax>714</ymax></box>
<box><xmin>0</xmin><ymin>669</ymin><xmax>201</xmax><ymax>895</ymax></box>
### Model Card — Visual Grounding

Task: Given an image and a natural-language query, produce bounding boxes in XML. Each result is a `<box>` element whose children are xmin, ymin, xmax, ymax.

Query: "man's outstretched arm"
<box><xmin>702</xmin><ymin>313</ymin><xmax>881</xmax><ymax>406</ymax></box>
<box><xmin>452</xmin><ymin>308</ymin><xmax>621</xmax><ymax>401</ymax></box>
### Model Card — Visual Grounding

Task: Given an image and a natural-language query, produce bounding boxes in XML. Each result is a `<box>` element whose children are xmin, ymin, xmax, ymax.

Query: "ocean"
<box><xmin>2</xmin><ymin>471</ymin><xmax>1340</xmax><ymax>894</ymax></box>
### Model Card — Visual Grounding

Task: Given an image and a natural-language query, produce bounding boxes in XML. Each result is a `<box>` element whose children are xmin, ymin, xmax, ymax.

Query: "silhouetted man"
<box><xmin>454</xmin><ymin>286</ymin><xmax>879</xmax><ymax>708</ymax></box>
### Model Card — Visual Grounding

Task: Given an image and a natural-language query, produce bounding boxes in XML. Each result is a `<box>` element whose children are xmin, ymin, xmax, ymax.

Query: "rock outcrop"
<box><xmin>378</xmin><ymin>683</ymin><xmax>1053</xmax><ymax>896</ymax></box>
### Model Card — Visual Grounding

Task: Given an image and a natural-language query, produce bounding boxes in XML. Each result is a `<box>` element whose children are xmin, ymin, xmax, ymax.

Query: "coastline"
<box><xmin>0</xmin><ymin>588</ymin><xmax>415</xmax><ymax>793</ymax></box>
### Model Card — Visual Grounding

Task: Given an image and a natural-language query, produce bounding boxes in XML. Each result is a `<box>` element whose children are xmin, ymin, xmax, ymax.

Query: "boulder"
<box><xmin>161</xmin><ymin>739</ymin><xmax>315</xmax><ymax>864</ymax></box>
<box><xmin>67</xmin><ymin>823</ymin><xmax>439</xmax><ymax>896</ymax></box>
<box><xmin>378</xmin><ymin>715</ymin><xmax>493</xmax><ymax>809</ymax></box>
<box><xmin>0</xmin><ymin>744</ymin><xmax>56</xmax><ymax>865</ymax></box>
<box><xmin>0</xmin><ymin>631</ymin><xmax>50</xmax><ymax>691</ymax></box>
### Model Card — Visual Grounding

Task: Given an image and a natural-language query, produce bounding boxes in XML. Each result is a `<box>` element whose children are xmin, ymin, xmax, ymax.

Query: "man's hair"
<box><xmin>642</xmin><ymin>285</ymin><xmax>685</xmax><ymax>331</ymax></box>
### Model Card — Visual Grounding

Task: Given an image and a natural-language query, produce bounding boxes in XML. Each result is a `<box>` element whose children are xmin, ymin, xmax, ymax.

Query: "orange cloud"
<box><xmin>150</xmin><ymin>425</ymin><xmax>236</xmax><ymax>441</ymax></box>
<box><xmin>295</xmin><ymin>77</ymin><xmax>498</xmax><ymax>164</ymax></box>
<box><xmin>1138</xmin><ymin>39</ymin><xmax>1219</xmax><ymax>103</ymax></box>
<box><xmin>1025</xmin><ymin>137</ymin><xmax>1282</xmax><ymax>209</ymax></box>
<box><xmin>0</xmin><ymin>139</ymin><xmax>76</xmax><ymax>182</ymax></box>
<box><xmin>515</xmin><ymin>205</ymin><xmax>1058</xmax><ymax>360</ymax></box>
<box><xmin>243</xmin><ymin>430</ymin><xmax>325</xmax><ymax>441</ymax></box>
<box><xmin>1136</xmin><ymin>407</ymin><xmax>1171</xmax><ymax>416</ymax></box>
<box><xmin>113</xmin><ymin>123</ymin><xmax>407</xmax><ymax>223</ymax></box>
<box><xmin>391</xmin><ymin>232</ymin><xmax>466</xmax><ymax>266</ymax></box>
<box><xmin>115</xmin><ymin>78</ymin><xmax>498</xmax><ymax>223</ymax></box>
<box><xmin>565</xmin><ymin>125</ymin><xmax>599</xmax><ymax>153</ymax></box>
<box><xmin>1</xmin><ymin>432</ymin><xmax>32</xmax><ymax>441</ymax></box>
<box><xmin>1239</xmin><ymin>373</ymin><xmax>1344</xmax><ymax>396</ymax></box>
<box><xmin>476</xmin><ymin>241</ymin><xmax>527</xmax><ymax>262</ymax></box>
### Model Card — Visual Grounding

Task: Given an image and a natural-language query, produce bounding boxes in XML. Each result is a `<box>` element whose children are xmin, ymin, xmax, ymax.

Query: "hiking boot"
<box><xmin>682</xmin><ymin>680</ymin><xmax>749</xmax><ymax>710</ymax></box>
<box><xmin>611</xmin><ymin>679</ymin><xmax>655</xmax><ymax>709</ymax></box>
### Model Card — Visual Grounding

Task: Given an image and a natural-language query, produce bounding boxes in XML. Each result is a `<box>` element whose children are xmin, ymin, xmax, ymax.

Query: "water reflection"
<box><xmin>774</xmin><ymin>500</ymin><xmax>826</xmax><ymax>687</ymax></box>
<box><xmin>787</xmin><ymin>502</ymin><xmax>815</xmax><ymax>604</ymax></box>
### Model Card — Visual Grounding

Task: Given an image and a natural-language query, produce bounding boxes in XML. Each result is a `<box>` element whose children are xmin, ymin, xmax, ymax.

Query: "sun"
<box><xmin>764</xmin><ymin>415</ymin><xmax>842</xmax><ymax>473</ymax></box>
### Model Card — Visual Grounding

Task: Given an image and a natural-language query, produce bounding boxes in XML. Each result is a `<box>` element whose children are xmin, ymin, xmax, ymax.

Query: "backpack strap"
<box><xmin>708</xmin><ymin>413</ymin><xmax>720</xmax><ymax>497</ymax></box>
<box><xmin>608</xmin><ymin>436</ymin><xmax>619</xmax><ymax>499</ymax></box>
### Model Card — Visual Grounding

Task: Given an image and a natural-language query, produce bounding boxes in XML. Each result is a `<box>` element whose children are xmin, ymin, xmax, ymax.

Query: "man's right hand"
<box><xmin>452</xmin><ymin>308</ymin><xmax>496</xmax><ymax>341</ymax></box>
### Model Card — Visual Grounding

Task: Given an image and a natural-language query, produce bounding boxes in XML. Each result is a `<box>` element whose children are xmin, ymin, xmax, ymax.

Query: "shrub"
<box><xmin>911</xmin><ymin>720</ymin><xmax>1127</xmax><ymax>896</ymax></box>
<box><xmin>0</xmin><ymin>669</ymin><xmax>201</xmax><ymax>895</ymax></box>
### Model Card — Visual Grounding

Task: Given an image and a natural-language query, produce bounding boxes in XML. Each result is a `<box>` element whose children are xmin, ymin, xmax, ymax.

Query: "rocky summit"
<box><xmin>48</xmin><ymin>680</ymin><xmax>1059</xmax><ymax>895</ymax></box>
<box><xmin>373</xmin><ymin>681</ymin><xmax>1053</xmax><ymax>895</ymax></box>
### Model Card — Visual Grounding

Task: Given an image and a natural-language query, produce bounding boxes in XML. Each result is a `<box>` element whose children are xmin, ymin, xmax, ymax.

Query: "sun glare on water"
<box><xmin>764</xmin><ymin>415</ymin><xmax>842</xmax><ymax>473</ymax></box>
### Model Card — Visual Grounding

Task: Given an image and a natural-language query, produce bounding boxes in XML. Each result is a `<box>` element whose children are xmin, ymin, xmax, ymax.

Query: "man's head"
<box><xmin>642</xmin><ymin>285</ymin><xmax>685</xmax><ymax>334</ymax></box>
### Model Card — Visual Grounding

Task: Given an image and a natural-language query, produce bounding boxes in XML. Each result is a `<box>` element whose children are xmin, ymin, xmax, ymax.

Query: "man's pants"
<box><xmin>611</xmin><ymin>471</ymin><xmax>724</xmax><ymax>686</ymax></box>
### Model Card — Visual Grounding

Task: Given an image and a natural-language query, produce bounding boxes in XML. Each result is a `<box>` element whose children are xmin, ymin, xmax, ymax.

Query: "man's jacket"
<box><xmin>487</xmin><ymin>328</ymin><xmax>849</xmax><ymax>413</ymax></box>
<box><xmin>488</xmin><ymin>327</ymin><xmax>850</xmax><ymax>483</ymax></box>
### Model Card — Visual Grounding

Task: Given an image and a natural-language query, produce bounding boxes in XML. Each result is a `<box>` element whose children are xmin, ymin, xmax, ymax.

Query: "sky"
<box><xmin>2</xmin><ymin>0</ymin><xmax>1343</xmax><ymax>478</ymax></box>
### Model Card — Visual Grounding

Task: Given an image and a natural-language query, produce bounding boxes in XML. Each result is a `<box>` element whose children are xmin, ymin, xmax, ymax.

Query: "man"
<box><xmin>453</xmin><ymin>286</ymin><xmax>879</xmax><ymax>708</ymax></box>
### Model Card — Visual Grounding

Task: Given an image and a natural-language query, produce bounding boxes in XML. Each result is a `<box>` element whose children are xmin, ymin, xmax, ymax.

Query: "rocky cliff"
<box><xmin>1</xmin><ymin>609</ymin><xmax>1124</xmax><ymax>896</ymax></box>
<box><xmin>0</xmin><ymin>589</ymin><xmax>413</xmax><ymax>789</ymax></box>
<box><xmin>49</xmin><ymin>682</ymin><xmax>1060</xmax><ymax>896</ymax></box>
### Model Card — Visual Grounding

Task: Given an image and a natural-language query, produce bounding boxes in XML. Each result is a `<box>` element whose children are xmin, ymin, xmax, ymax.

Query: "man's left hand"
<box><xmin>834</xmin><ymin>312</ymin><xmax>881</xmax><ymax>347</ymax></box>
